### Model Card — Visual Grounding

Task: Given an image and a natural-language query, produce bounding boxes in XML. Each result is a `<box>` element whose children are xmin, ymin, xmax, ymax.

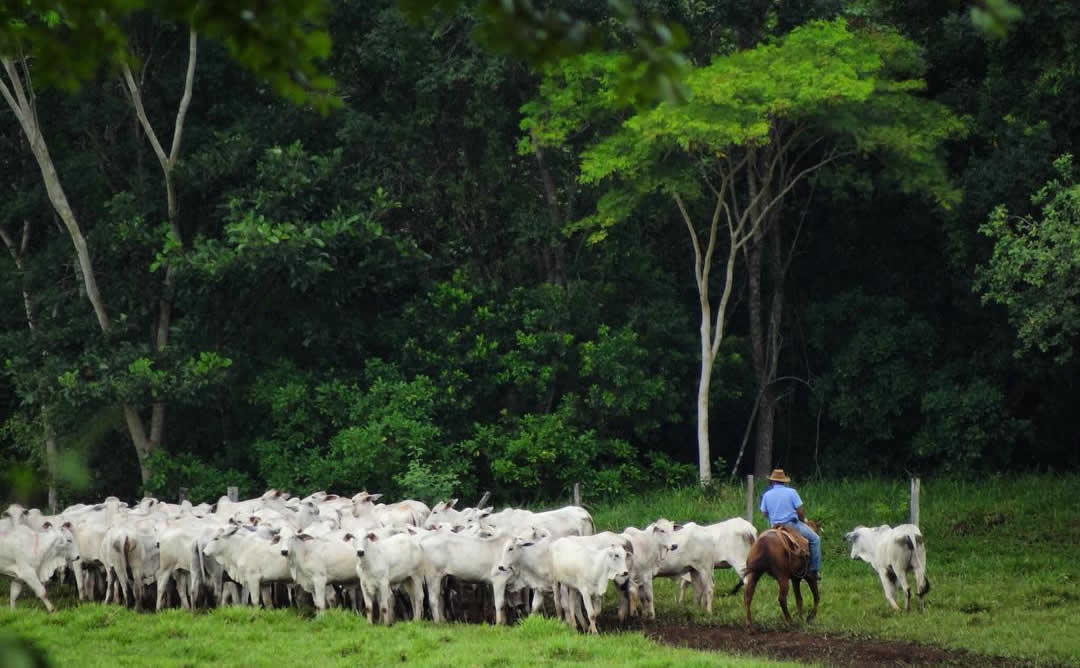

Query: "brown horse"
<box><xmin>742</xmin><ymin>519</ymin><xmax>822</xmax><ymax>629</ymax></box>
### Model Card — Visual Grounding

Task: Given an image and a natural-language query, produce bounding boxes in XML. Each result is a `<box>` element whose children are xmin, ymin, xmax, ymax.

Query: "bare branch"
<box><xmin>122</xmin><ymin>63</ymin><xmax>169</xmax><ymax>167</ymax></box>
<box><xmin>673</xmin><ymin>192</ymin><xmax>705</xmax><ymax>294</ymax></box>
<box><xmin>168</xmin><ymin>30</ymin><xmax>197</xmax><ymax>168</ymax></box>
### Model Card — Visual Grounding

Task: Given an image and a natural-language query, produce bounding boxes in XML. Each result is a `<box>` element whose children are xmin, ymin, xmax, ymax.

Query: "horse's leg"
<box><xmin>792</xmin><ymin>577</ymin><xmax>804</xmax><ymax>619</ymax></box>
<box><xmin>877</xmin><ymin>568</ymin><xmax>901</xmax><ymax>611</ymax></box>
<box><xmin>777</xmin><ymin>575</ymin><xmax>793</xmax><ymax>624</ymax></box>
<box><xmin>743</xmin><ymin>571</ymin><xmax>760</xmax><ymax>630</ymax></box>
<box><xmin>806</xmin><ymin>576</ymin><xmax>820</xmax><ymax>623</ymax></box>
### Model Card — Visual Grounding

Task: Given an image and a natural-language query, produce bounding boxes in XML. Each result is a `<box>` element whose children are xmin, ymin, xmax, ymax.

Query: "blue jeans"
<box><xmin>780</xmin><ymin>520</ymin><xmax>821</xmax><ymax>574</ymax></box>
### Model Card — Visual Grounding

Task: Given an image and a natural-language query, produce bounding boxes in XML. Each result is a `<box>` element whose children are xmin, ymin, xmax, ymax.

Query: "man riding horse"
<box><xmin>760</xmin><ymin>468</ymin><xmax>821</xmax><ymax>581</ymax></box>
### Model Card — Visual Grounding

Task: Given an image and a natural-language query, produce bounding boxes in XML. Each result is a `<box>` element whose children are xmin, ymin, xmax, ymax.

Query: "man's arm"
<box><xmin>796</xmin><ymin>506</ymin><xmax>807</xmax><ymax>522</ymax></box>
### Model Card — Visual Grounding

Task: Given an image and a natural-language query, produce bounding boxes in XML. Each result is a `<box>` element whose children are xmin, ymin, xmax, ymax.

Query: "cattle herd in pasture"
<box><xmin>0</xmin><ymin>489</ymin><xmax>930</xmax><ymax>633</ymax></box>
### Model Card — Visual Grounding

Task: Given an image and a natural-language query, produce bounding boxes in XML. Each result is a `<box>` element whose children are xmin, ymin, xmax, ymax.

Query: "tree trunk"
<box><xmin>1</xmin><ymin>56</ymin><xmax>158</xmax><ymax>486</ymax></box>
<box><xmin>697</xmin><ymin>318</ymin><xmax>714</xmax><ymax>486</ymax></box>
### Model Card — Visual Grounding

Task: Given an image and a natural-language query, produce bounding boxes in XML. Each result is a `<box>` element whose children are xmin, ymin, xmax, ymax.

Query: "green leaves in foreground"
<box><xmin>0</xmin><ymin>1</ymin><xmax>336</xmax><ymax>109</ymax></box>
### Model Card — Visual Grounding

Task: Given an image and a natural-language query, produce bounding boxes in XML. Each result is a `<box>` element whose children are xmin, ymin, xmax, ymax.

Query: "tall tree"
<box><xmin>526</xmin><ymin>19</ymin><xmax>961</xmax><ymax>483</ymax></box>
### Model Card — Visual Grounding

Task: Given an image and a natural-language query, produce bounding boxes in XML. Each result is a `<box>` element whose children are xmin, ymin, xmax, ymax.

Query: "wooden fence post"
<box><xmin>910</xmin><ymin>477</ymin><xmax>921</xmax><ymax>527</ymax></box>
<box><xmin>476</xmin><ymin>491</ymin><xmax>491</xmax><ymax>509</ymax></box>
<box><xmin>573</xmin><ymin>482</ymin><xmax>582</xmax><ymax>507</ymax></box>
<box><xmin>745</xmin><ymin>475</ymin><xmax>754</xmax><ymax>523</ymax></box>
<box><xmin>227</xmin><ymin>486</ymin><xmax>239</xmax><ymax>503</ymax></box>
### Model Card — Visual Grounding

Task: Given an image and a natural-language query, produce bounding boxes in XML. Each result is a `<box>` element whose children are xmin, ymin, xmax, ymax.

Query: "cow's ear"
<box><xmin>368</xmin><ymin>493</ymin><xmax>383</xmax><ymax>502</ymax></box>
<box><xmin>448</xmin><ymin>498</ymin><xmax>459</xmax><ymax>509</ymax></box>
<box><xmin>61</xmin><ymin>521</ymin><xmax>73</xmax><ymax>530</ymax></box>
<box><xmin>366</xmin><ymin>532</ymin><xmax>377</xmax><ymax>542</ymax></box>
<box><xmin>325</xmin><ymin>494</ymin><xmax>339</xmax><ymax>501</ymax></box>
<box><xmin>41</xmin><ymin>521</ymin><xmax>53</xmax><ymax>530</ymax></box>
<box><xmin>271</xmin><ymin>535</ymin><xmax>281</xmax><ymax>544</ymax></box>
<box><xmin>520</xmin><ymin>541</ymin><xmax>535</xmax><ymax>548</ymax></box>
<box><xmin>452</xmin><ymin>525</ymin><xmax>465</xmax><ymax>533</ymax></box>
<box><xmin>432</xmin><ymin>502</ymin><xmax>445</xmax><ymax>513</ymax></box>
<box><xmin>343</xmin><ymin>533</ymin><xmax>354</xmax><ymax>542</ymax></box>
<box><xmin>673</xmin><ymin>523</ymin><xmax>684</xmax><ymax>531</ymax></box>
<box><xmin>298</xmin><ymin>534</ymin><xmax>314</xmax><ymax>542</ymax></box>
<box><xmin>407</xmin><ymin>526</ymin><xmax>418</xmax><ymax>535</ymax></box>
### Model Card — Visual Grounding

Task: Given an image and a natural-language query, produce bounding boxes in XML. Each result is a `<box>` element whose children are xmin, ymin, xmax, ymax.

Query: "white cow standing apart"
<box><xmin>845</xmin><ymin>523</ymin><xmax>930</xmax><ymax>611</ymax></box>
<box><xmin>0</xmin><ymin>522</ymin><xmax>80</xmax><ymax>612</ymax></box>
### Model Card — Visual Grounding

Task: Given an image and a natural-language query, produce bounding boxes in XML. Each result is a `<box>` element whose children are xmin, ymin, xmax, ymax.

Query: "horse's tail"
<box><xmin>901</xmin><ymin>529</ymin><xmax>930</xmax><ymax>596</ymax></box>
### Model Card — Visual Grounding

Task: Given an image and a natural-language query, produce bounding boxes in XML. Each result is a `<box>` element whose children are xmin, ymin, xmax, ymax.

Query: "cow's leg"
<box><xmin>677</xmin><ymin>573</ymin><xmax>690</xmax><ymax>603</ymax></box>
<box><xmin>426</xmin><ymin>575</ymin><xmax>445</xmax><ymax>623</ymax></box>
<box><xmin>895</xmin><ymin>568</ymin><xmax>911</xmax><ymax>611</ymax></box>
<box><xmin>310</xmin><ymin>578</ymin><xmax>328</xmax><ymax>614</ymax></box>
<box><xmin>492</xmin><ymin>578</ymin><xmax>507</xmax><ymax>625</ymax></box>
<box><xmin>777</xmin><ymin>575</ymin><xmax>793</xmax><ymax>624</ymax></box>
<box><xmin>700</xmin><ymin>567</ymin><xmax>716</xmax><ymax>613</ymax></box>
<box><xmin>155</xmin><ymin>569</ymin><xmax>172</xmax><ymax>611</ymax></box>
<box><xmin>9</xmin><ymin>579</ymin><xmax>22</xmax><ymax>609</ymax></box>
<box><xmin>877</xmin><ymin>568</ymin><xmax>901</xmax><ymax>611</ymax></box>
<box><xmin>13</xmin><ymin>566</ymin><xmax>53</xmax><ymax>613</ymax></box>
<box><xmin>644</xmin><ymin>576</ymin><xmax>657</xmax><ymax>619</ymax></box>
<box><xmin>579</xmin><ymin>589</ymin><xmax>600</xmax><ymax>635</ymax></box>
<box><xmin>408</xmin><ymin>576</ymin><xmax>424</xmax><ymax>621</ymax></box>
<box><xmin>176</xmin><ymin>572</ymin><xmax>191</xmax><ymax>610</ymax></box>
<box><xmin>379</xmin><ymin>578</ymin><xmax>394</xmax><ymax>625</ymax></box>
<box><xmin>617</xmin><ymin>579</ymin><xmax>630</xmax><ymax>623</ymax></box>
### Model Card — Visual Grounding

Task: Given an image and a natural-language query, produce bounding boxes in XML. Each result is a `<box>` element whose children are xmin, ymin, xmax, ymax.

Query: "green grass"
<box><xmin>0</xmin><ymin>606</ymin><xmax>801</xmax><ymax>668</ymax></box>
<box><xmin>3</xmin><ymin>474</ymin><xmax>1079</xmax><ymax>667</ymax></box>
<box><xmin>593</xmin><ymin>473</ymin><xmax>1080</xmax><ymax>666</ymax></box>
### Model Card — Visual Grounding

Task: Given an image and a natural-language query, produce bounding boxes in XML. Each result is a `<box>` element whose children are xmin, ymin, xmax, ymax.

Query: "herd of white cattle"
<box><xmin>0</xmin><ymin>489</ymin><xmax>930</xmax><ymax>633</ymax></box>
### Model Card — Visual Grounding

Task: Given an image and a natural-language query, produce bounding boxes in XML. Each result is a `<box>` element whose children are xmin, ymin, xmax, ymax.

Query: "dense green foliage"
<box><xmin>2</xmin><ymin>0</ymin><xmax>1078</xmax><ymax>506</ymax></box>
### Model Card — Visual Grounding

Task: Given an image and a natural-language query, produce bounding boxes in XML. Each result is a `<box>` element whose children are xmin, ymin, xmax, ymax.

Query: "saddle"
<box><xmin>768</xmin><ymin>525</ymin><xmax>810</xmax><ymax>561</ymax></box>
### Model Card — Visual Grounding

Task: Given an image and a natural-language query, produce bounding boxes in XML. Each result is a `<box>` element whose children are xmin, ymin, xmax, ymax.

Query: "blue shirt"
<box><xmin>760</xmin><ymin>483</ymin><xmax>803</xmax><ymax>525</ymax></box>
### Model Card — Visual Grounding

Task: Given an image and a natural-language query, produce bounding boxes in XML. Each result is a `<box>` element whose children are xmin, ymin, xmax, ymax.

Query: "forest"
<box><xmin>2</xmin><ymin>0</ymin><xmax>1077</xmax><ymax>509</ymax></box>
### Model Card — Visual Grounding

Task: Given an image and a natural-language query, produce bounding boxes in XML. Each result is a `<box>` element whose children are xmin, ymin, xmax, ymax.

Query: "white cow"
<box><xmin>202</xmin><ymin>524</ymin><xmax>294</xmax><ymax>608</ymax></box>
<box><xmin>0</xmin><ymin>522</ymin><xmax>80</xmax><ymax>612</ymax></box>
<box><xmin>351</xmin><ymin>529</ymin><xmax>425</xmax><ymax>624</ymax></box>
<box><xmin>481</xmin><ymin>506</ymin><xmax>594</xmax><ymax>539</ymax></box>
<box><xmin>282</xmin><ymin>531</ymin><xmax>362</xmax><ymax>614</ymax></box>
<box><xmin>845</xmin><ymin>524</ymin><xmax>930</xmax><ymax>611</ymax></box>
<box><xmin>419</xmin><ymin>530</ymin><xmax>513</xmax><ymax>622</ymax></box>
<box><xmin>620</xmin><ymin>526</ymin><xmax>669</xmax><ymax>621</ymax></box>
<box><xmin>650</xmin><ymin>517</ymin><xmax>757</xmax><ymax>613</ymax></box>
<box><xmin>102</xmin><ymin>523</ymin><xmax>160</xmax><ymax>610</ymax></box>
<box><xmin>549</xmin><ymin>535</ymin><xmax>630</xmax><ymax>634</ymax></box>
<box><xmin>351</xmin><ymin>492</ymin><xmax>430</xmax><ymax>528</ymax></box>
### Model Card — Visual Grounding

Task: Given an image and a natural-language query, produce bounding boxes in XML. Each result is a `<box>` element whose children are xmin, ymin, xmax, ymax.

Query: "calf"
<box><xmin>845</xmin><ymin>524</ymin><xmax>930</xmax><ymax>611</ymax></box>
<box><xmin>0</xmin><ymin>522</ymin><xmax>80</xmax><ymax>612</ymax></box>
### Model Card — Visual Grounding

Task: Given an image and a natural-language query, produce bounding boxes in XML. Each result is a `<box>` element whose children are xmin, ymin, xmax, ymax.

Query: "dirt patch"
<box><xmin>643</xmin><ymin>622</ymin><xmax>1045</xmax><ymax>667</ymax></box>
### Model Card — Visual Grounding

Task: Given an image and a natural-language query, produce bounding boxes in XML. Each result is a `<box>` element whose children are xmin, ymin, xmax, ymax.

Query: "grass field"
<box><xmin>593</xmin><ymin>474</ymin><xmax>1080</xmax><ymax>665</ymax></box>
<box><xmin>2</xmin><ymin>474</ymin><xmax>1079</xmax><ymax>667</ymax></box>
<box><xmin>0</xmin><ymin>607</ymin><xmax>801</xmax><ymax>668</ymax></box>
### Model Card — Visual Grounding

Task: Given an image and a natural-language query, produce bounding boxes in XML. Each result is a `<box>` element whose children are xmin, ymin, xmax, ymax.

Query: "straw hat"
<box><xmin>767</xmin><ymin>468</ymin><xmax>791</xmax><ymax>483</ymax></box>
